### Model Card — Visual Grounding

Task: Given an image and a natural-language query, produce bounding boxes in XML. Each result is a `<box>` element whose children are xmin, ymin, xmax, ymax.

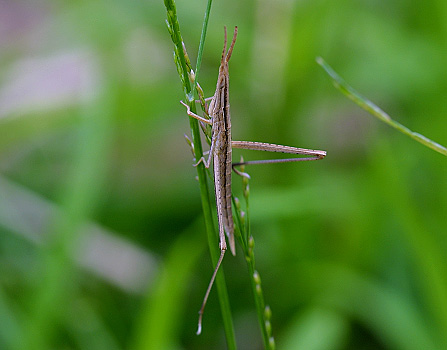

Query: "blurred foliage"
<box><xmin>0</xmin><ymin>0</ymin><xmax>446</xmax><ymax>349</ymax></box>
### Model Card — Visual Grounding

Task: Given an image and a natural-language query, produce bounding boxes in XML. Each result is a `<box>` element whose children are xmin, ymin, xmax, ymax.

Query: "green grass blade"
<box><xmin>194</xmin><ymin>0</ymin><xmax>212</xmax><ymax>89</ymax></box>
<box><xmin>0</xmin><ymin>287</ymin><xmax>22</xmax><ymax>349</ymax></box>
<box><xmin>163</xmin><ymin>0</ymin><xmax>236</xmax><ymax>347</ymax></box>
<box><xmin>279</xmin><ymin>308</ymin><xmax>349</xmax><ymax>350</ymax></box>
<box><xmin>131</xmin><ymin>220</ymin><xmax>206</xmax><ymax>350</ymax></box>
<box><xmin>316</xmin><ymin>57</ymin><xmax>447</xmax><ymax>156</ymax></box>
<box><xmin>372</xmin><ymin>140</ymin><xmax>447</xmax><ymax>347</ymax></box>
<box><xmin>309</xmin><ymin>264</ymin><xmax>441</xmax><ymax>350</ymax></box>
<box><xmin>232</xmin><ymin>171</ymin><xmax>275</xmax><ymax>349</ymax></box>
<box><xmin>19</xmin><ymin>77</ymin><xmax>114</xmax><ymax>350</ymax></box>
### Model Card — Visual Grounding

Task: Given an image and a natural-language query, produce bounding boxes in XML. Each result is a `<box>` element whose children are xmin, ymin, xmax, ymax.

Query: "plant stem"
<box><xmin>163</xmin><ymin>0</ymin><xmax>236</xmax><ymax>347</ymax></box>
<box><xmin>194</xmin><ymin>0</ymin><xmax>212</xmax><ymax>88</ymax></box>
<box><xmin>233</xmin><ymin>169</ymin><xmax>275</xmax><ymax>350</ymax></box>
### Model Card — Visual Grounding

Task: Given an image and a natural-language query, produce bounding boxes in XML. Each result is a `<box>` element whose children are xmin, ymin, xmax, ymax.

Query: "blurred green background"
<box><xmin>1</xmin><ymin>0</ymin><xmax>447</xmax><ymax>349</ymax></box>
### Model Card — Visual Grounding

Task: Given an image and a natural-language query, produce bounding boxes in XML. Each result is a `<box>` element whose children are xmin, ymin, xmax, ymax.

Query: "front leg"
<box><xmin>180</xmin><ymin>101</ymin><xmax>212</xmax><ymax>125</ymax></box>
<box><xmin>180</xmin><ymin>100</ymin><xmax>215</xmax><ymax>168</ymax></box>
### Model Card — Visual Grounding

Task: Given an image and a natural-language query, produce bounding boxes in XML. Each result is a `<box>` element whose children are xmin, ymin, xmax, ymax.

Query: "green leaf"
<box><xmin>316</xmin><ymin>57</ymin><xmax>447</xmax><ymax>156</ymax></box>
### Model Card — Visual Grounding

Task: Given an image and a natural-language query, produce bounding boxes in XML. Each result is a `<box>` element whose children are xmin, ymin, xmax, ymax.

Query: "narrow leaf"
<box><xmin>316</xmin><ymin>57</ymin><xmax>447</xmax><ymax>156</ymax></box>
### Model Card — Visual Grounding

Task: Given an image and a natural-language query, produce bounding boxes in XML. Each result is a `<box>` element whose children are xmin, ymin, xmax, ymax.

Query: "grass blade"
<box><xmin>163</xmin><ymin>0</ymin><xmax>236</xmax><ymax>347</ymax></box>
<box><xmin>232</xmin><ymin>166</ymin><xmax>276</xmax><ymax>350</ymax></box>
<box><xmin>131</xmin><ymin>220</ymin><xmax>206</xmax><ymax>350</ymax></box>
<box><xmin>316</xmin><ymin>57</ymin><xmax>447</xmax><ymax>156</ymax></box>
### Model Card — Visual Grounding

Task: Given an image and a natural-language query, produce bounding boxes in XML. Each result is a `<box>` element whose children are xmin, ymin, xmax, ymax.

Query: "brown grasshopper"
<box><xmin>181</xmin><ymin>26</ymin><xmax>326</xmax><ymax>334</ymax></box>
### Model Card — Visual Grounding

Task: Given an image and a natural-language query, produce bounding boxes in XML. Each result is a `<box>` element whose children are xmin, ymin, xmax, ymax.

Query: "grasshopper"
<box><xmin>181</xmin><ymin>26</ymin><xmax>326</xmax><ymax>334</ymax></box>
